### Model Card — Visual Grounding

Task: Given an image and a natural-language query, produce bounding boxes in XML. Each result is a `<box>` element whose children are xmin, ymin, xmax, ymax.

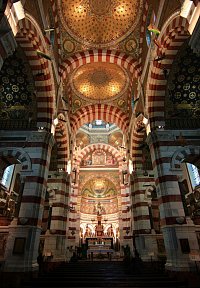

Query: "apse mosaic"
<box><xmin>81</xmin><ymin>177</ymin><xmax>117</xmax><ymax>198</ymax></box>
<box><xmin>0</xmin><ymin>48</ymin><xmax>36</xmax><ymax>128</ymax></box>
<box><xmin>60</xmin><ymin>0</ymin><xmax>143</xmax><ymax>47</ymax></box>
<box><xmin>71</xmin><ymin>62</ymin><xmax>128</xmax><ymax>101</ymax></box>
<box><xmin>80</xmin><ymin>197</ymin><xmax>118</xmax><ymax>214</ymax></box>
<box><xmin>80</xmin><ymin>176</ymin><xmax>119</xmax><ymax>214</ymax></box>
<box><xmin>80</xmin><ymin>149</ymin><xmax>117</xmax><ymax>167</ymax></box>
<box><xmin>166</xmin><ymin>44</ymin><xmax>200</xmax><ymax>125</ymax></box>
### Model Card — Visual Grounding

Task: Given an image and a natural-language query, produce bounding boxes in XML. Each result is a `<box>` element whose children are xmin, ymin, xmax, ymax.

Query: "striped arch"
<box><xmin>49</xmin><ymin>0</ymin><xmax>62</xmax><ymax>65</ymax></box>
<box><xmin>147</xmin><ymin>14</ymin><xmax>190</xmax><ymax>129</ymax></box>
<box><xmin>15</xmin><ymin>14</ymin><xmax>55</xmax><ymax>130</ymax></box>
<box><xmin>59</xmin><ymin>50</ymin><xmax>141</xmax><ymax>79</ymax></box>
<box><xmin>54</xmin><ymin>114</ymin><xmax>69</xmax><ymax>170</ymax></box>
<box><xmin>138</xmin><ymin>0</ymin><xmax>149</xmax><ymax>66</ymax></box>
<box><xmin>130</xmin><ymin>114</ymin><xmax>146</xmax><ymax>169</ymax></box>
<box><xmin>0</xmin><ymin>147</ymin><xmax>32</xmax><ymax>171</ymax></box>
<box><xmin>171</xmin><ymin>146</ymin><xmax>200</xmax><ymax>170</ymax></box>
<box><xmin>70</xmin><ymin>104</ymin><xmax>129</xmax><ymax>134</ymax></box>
<box><xmin>75</xmin><ymin>143</ymin><xmax>123</xmax><ymax>167</ymax></box>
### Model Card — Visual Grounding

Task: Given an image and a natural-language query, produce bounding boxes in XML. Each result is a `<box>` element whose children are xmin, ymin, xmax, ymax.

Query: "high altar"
<box><xmin>86</xmin><ymin>214</ymin><xmax>114</xmax><ymax>258</ymax></box>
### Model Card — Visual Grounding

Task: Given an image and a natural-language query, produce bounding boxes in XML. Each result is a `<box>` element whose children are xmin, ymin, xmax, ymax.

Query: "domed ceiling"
<box><xmin>59</xmin><ymin>0</ymin><xmax>143</xmax><ymax>47</ymax></box>
<box><xmin>76</xmin><ymin>132</ymin><xmax>90</xmax><ymax>148</ymax></box>
<box><xmin>108</xmin><ymin>132</ymin><xmax>123</xmax><ymax>148</ymax></box>
<box><xmin>71</xmin><ymin>62</ymin><xmax>128</xmax><ymax>101</ymax></box>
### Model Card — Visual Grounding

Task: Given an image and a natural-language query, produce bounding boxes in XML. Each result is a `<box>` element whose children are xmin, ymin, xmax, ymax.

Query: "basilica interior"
<box><xmin>0</xmin><ymin>0</ymin><xmax>200</xmax><ymax>287</ymax></box>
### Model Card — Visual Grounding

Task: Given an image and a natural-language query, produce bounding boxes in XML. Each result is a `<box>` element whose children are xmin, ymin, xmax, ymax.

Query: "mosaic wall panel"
<box><xmin>0</xmin><ymin>48</ymin><xmax>37</xmax><ymax>129</ymax></box>
<box><xmin>166</xmin><ymin>43</ymin><xmax>200</xmax><ymax>128</ymax></box>
<box><xmin>79</xmin><ymin>170</ymin><xmax>120</xmax><ymax>215</ymax></box>
<box><xmin>80</xmin><ymin>149</ymin><xmax>118</xmax><ymax>167</ymax></box>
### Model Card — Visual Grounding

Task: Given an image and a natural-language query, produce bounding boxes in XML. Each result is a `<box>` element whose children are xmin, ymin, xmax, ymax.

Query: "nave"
<box><xmin>21</xmin><ymin>260</ymin><xmax>188</xmax><ymax>288</ymax></box>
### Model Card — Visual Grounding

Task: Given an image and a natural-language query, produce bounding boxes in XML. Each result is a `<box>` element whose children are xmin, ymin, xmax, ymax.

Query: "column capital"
<box><xmin>27</xmin><ymin>131</ymin><xmax>55</xmax><ymax>148</ymax></box>
<box><xmin>146</xmin><ymin>130</ymin><xmax>175</xmax><ymax>146</ymax></box>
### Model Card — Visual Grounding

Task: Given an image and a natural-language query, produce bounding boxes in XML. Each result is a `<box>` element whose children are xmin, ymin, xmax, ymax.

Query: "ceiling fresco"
<box><xmin>59</xmin><ymin>0</ymin><xmax>143</xmax><ymax>48</ymax></box>
<box><xmin>71</xmin><ymin>62</ymin><xmax>128</xmax><ymax>101</ymax></box>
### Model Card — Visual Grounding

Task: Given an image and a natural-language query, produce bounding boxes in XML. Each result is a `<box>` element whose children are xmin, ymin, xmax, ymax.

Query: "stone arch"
<box><xmin>75</xmin><ymin>143</ymin><xmax>123</xmax><ymax>168</ymax></box>
<box><xmin>70</xmin><ymin>104</ymin><xmax>129</xmax><ymax>134</ymax></box>
<box><xmin>54</xmin><ymin>113</ymin><xmax>70</xmax><ymax>170</ymax></box>
<box><xmin>15</xmin><ymin>14</ymin><xmax>55</xmax><ymax>131</ymax></box>
<box><xmin>129</xmin><ymin>114</ymin><xmax>146</xmax><ymax>169</ymax></box>
<box><xmin>146</xmin><ymin>13</ymin><xmax>190</xmax><ymax>129</ymax></box>
<box><xmin>59</xmin><ymin>49</ymin><xmax>141</xmax><ymax>79</ymax></box>
<box><xmin>0</xmin><ymin>147</ymin><xmax>32</xmax><ymax>171</ymax></box>
<box><xmin>171</xmin><ymin>146</ymin><xmax>200</xmax><ymax>170</ymax></box>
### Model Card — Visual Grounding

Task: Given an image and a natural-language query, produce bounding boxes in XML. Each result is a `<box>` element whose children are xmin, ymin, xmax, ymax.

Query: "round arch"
<box><xmin>70</xmin><ymin>104</ymin><xmax>129</xmax><ymax>134</ymax></box>
<box><xmin>59</xmin><ymin>49</ymin><xmax>141</xmax><ymax>79</ymax></box>
<box><xmin>0</xmin><ymin>147</ymin><xmax>32</xmax><ymax>171</ymax></box>
<box><xmin>146</xmin><ymin>13</ymin><xmax>190</xmax><ymax>129</ymax></box>
<box><xmin>75</xmin><ymin>143</ymin><xmax>124</xmax><ymax>168</ymax></box>
<box><xmin>15</xmin><ymin>14</ymin><xmax>56</xmax><ymax>131</ymax></box>
<box><xmin>54</xmin><ymin>114</ymin><xmax>70</xmax><ymax>170</ymax></box>
<box><xmin>171</xmin><ymin>146</ymin><xmax>200</xmax><ymax>170</ymax></box>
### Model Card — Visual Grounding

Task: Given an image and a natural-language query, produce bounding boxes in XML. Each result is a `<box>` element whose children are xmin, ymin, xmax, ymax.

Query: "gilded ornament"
<box><xmin>125</xmin><ymin>39</ymin><xmax>136</xmax><ymax>52</ymax></box>
<box><xmin>74</xmin><ymin>99</ymin><xmax>81</xmax><ymax>107</ymax></box>
<box><xmin>189</xmin><ymin>92</ymin><xmax>196</xmax><ymax>99</ymax></box>
<box><xmin>117</xmin><ymin>99</ymin><xmax>125</xmax><ymax>107</ymax></box>
<box><xmin>12</xmin><ymin>85</ymin><xmax>19</xmax><ymax>92</ymax></box>
<box><xmin>175</xmin><ymin>92</ymin><xmax>181</xmax><ymax>99</ymax></box>
<box><xmin>183</xmin><ymin>83</ymin><xmax>190</xmax><ymax>90</ymax></box>
<box><xmin>21</xmin><ymin>93</ymin><xmax>27</xmax><ymax>100</ymax></box>
<box><xmin>63</xmin><ymin>39</ymin><xmax>75</xmax><ymax>53</ymax></box>
<box><xmin>6</xmin><ymin>94</ymin><xmax>13</xmax><ymax>101</ymax></box>
<box><xmin>193</xmin><ymin>75</ymin><xmax>200</xmax><ymax>82</ymax></box>
<box><xmin>2</xmin><ymin>77</ymin><xmax>9</xmax><ymax>84</ymax></box>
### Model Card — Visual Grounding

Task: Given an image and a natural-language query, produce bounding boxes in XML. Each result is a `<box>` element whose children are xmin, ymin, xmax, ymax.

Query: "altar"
<box><xmin>87</xmin><ymin>239</ymin><xmax>114</xmax><ymax>259</ymax></box>
<box><xmin>85</xmin><ymin>212</ymin><xmax>114</xmax><ymax>259</ymax></box>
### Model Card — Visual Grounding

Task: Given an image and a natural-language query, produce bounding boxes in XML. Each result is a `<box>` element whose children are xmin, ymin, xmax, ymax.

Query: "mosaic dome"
<box><xmin>71</xmin><ymin>62</ymin><xmax>128</xmax><ymax>101</ymax></box>
<box><xmin>60</xmin><ymin>0</ymin><xmax>142</xmax><ymax>47</ymax></box>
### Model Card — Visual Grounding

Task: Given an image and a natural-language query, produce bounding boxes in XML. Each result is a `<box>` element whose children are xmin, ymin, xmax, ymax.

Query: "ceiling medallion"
<box><xmin>89</xmin><ymin>68</ymin><xmax>111</xmax><ymax>86</ymax></box>
<box><xmin>88</xmin><ymin>0</ymin><xmax>112</xmax><ymax>17</ymax></box>
<box><xmin>71</xmin><ymin>62</ymin><xmax>129</xmax><ymax>102</ymax></box>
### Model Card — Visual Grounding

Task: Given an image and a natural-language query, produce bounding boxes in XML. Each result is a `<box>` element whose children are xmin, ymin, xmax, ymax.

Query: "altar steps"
<box><xmin>22</xmin><ymin>261</ymin><xmax>187</xmax><ymax>288</ymax></box>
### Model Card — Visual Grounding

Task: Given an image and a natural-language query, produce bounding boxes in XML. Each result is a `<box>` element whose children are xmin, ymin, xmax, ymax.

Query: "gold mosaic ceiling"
<box><xmin>60</xmin><ymin>0</ymin><xmax>142</xmax><ymax>47</ymax></box>
<box><xmin>71</xmin><ymin>62</ymin><xmax>128</xmax><ymax>101</ymax></box>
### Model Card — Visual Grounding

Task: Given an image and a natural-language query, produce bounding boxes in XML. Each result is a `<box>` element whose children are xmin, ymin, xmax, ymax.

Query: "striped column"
<box><xmin>3</xmin><ymin>131</ymin><xmax>55</xmax><ymax>272</ymax></box>
<box><xmin>43</xmin><ymin>172</ymin><xmax>69</xmax><ymax>261</ymax></box>
<box><xmin>131</xmin><ymin>174</ymin><xmax>154</xmax><ymax>235</ymax></box>
<box><xmin>146</xmin><ymin>130</ymin><xmax>195</xmax><ymax>271</ymax></box>
<box><xmin>120</xmin><ymin>183</ymin><xmax>132</xmax><ymax>245</ymax></box>
<box><xmin>67</xmin><ymin>183</ymin><xmax>79</xmax><ymax>248</ymax></box>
